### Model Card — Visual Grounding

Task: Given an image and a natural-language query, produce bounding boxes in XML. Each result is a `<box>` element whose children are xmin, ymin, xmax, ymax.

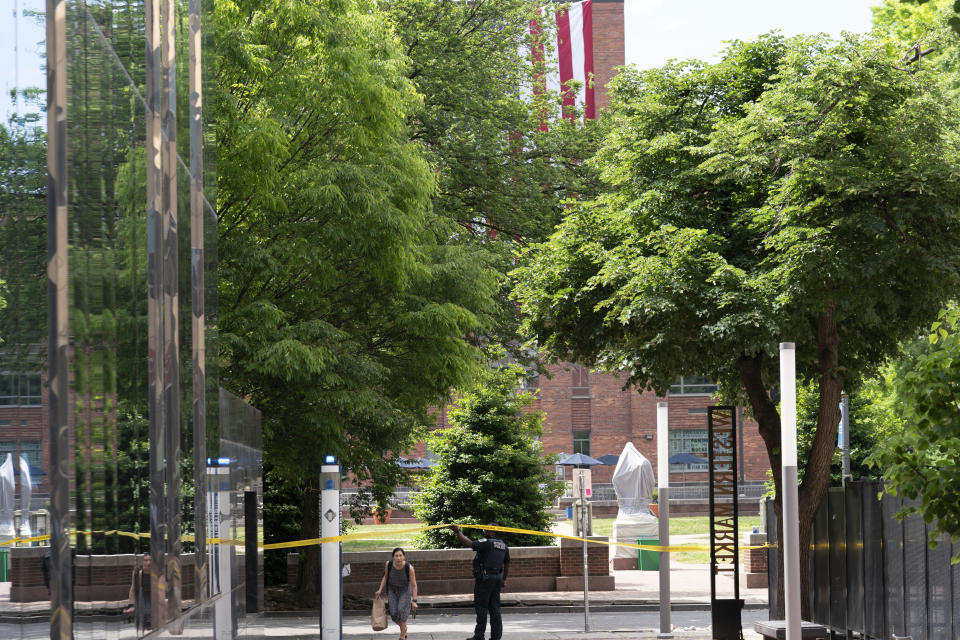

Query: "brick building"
<box><xmin>420</xmin><ymin>363</ymin><xmax>771</xmax><ymax>489</ymax></box>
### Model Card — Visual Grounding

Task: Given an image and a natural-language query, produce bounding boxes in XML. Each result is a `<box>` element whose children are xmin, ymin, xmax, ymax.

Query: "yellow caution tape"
<box><xmin>262</xmin><ymin>522</ymin><xmax>775</xmax><ymax>553</ymax></box>
<box><xmin>0</xmin><ymin>523</ymin><xmax>776</xmax><ymax>554</ymax></box>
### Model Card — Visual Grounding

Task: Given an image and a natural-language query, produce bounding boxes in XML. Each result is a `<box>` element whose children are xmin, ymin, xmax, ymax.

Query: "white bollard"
<box><xmin>657</xmin><ymin>401</ymin><xmax>672</xmax><ymax>638</ymax></box>
<box><xmin>320</xmin><ymin>459</ymin><xmax>342</xmax><ymax>640</ymax></box>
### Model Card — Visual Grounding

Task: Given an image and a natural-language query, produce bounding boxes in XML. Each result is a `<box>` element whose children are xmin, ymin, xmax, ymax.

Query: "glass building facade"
<box><xmin>1</xmin><ymin>1</ymin><xmax>262</xmax><ymax>638</ymax></box>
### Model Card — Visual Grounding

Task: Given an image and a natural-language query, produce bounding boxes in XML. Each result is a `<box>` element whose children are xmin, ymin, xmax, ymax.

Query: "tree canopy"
<box><xmin>386</xmin><ymin>0</ymin><xmax>606</xmax><ymax>353</ymax></box>
<box><xmin>513</xmin><ymin>32</ymin><xmax>960</xmax><ymax>615</ymax></box>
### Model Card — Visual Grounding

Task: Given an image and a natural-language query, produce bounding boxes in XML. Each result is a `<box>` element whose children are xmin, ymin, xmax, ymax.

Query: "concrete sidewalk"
<box><xmin>268</xmin><ymin>608</ymin><xmax>769</xmax><ymax>640</ymax></box>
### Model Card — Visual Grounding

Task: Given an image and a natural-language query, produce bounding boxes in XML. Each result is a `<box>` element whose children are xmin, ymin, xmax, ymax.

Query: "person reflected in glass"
<box><xmin>374</xmin><ymin>547</ymin><xmax>418</xmax><ymax>640</ymax></box>
<box><xmin>123</xmin><ymin>554</ymin><xmax>151</xmax><ymax>635</ymax></box>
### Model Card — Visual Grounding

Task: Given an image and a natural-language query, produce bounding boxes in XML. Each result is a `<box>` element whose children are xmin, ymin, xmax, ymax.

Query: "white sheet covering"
<box><xmin>0</xmin><ymin>454</ymin><xmax>15</xmax><ymax>537</ymax></box>
<box><xmin>19</xmin><ymin>455</ymin><xmax>31</xmax><ymax>539</ymax></box>
<box><xmin>610</xmin><ymin>442</ymin><xmax>658</xmax><ymax>559</ymax></box>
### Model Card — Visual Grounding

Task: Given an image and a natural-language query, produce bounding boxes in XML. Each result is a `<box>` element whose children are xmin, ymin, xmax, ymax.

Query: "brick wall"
<box><xmin>591</xmin><ymin>0</ymin><xmax>624</xmax><ymax>110</ymax></box>
<box><xmin>398</xmin><ymin>363</ymin><xmax>772</xmax><ymax>491</ymax></box>
<box><xmin>538</xmin><ymin>363</ymin><xmax>771</xmax><ymax>484</ymax></box>
<box><xmin>294</xmin><ymin>538</ymin><xmax>614</xmax><ymax>595</ymax></box>
<box><xmin>9</xmin><ymin>547</ymin><xmax>197</xmax><ymax>603</ymax></box>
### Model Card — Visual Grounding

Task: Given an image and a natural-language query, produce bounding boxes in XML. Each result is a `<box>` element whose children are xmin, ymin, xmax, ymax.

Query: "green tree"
<box><xmin>871</xmin><ymin>307</ymin><xmax>960</xmax><ymax>556</ymax></box>
<box><xmin>796</xmin><ymin>376</ymin><xmax>902</xmax><ymax>485</ymax></box>
<box><xmin>874</xmin><ymin>0</ymin><xmax>960</xmax><ymax>98</ymax></box>
<box><xmin>412</xmin><ymin>365</ymin><xmax>564</xmax><ymax>549</ymax></box>
<box><xmin>385</xmin><ymin>0</ymin><xmax>607</xmax><ymax>355</ymax></box>
<box><xmin>513</xmin><ymin>33</ymin><xmax>960</xmax><ymax>616</ymax></box>
<box><xmin>216</xmin><ymin>0</ymin><xmax>499</xmax><ymax>596</ymax></box>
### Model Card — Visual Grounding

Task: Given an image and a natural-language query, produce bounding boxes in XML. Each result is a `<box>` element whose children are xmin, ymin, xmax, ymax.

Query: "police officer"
<box><xmin>450</xmin><ymin>524</ymin><xmax>510</xmax><ymax>640</ymax></box>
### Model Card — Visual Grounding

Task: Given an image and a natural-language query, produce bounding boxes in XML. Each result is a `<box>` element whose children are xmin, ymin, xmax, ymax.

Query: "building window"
<box><xmin>19</xmin><ymin>441</ymin><xmax>41</xmax><ymax>468</ymax></box>
<box><xmin>0</xmin><ymin>441</ymin><xmax>40</xmax><ymax>468</ymax></box>
<box><xmin>572</xmin><ymin>431</ymin><xmax>591</xmax><ymax>456</ymax></box>
<box><xmin>571</xmin><ymin>365</ymin><xmax>590</xmax><ymax>398</ymax></box>
<box><xmin>669</xmin><ymin>375</ymin><xmax>718</xmax><ymax>396</ymax></box>
<box><xmin>0</xmin><ymin>442</ymin><xmax>17</xmax><ymax>465</ymax></box>
<box><xmin>0</xmin><ymin>373</ymin><xmax>42</xmax><ymax>406</ymax></box>
<box><xmin>669</xmin><ymin>429</ymin><xmax>709</xmax><ymax>471</ymax></box>
<box><xmin>521</xmin><ymin>367</ymin><xmax>540</xmax><ymax>391</ymax></box>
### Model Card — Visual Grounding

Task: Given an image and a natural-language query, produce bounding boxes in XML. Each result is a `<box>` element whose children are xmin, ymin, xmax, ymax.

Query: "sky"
<box><xmin>625</xmin><ymin>0</ymin><xmax>879</xmax><ymax>70</ymax></box>
<box><xmin>1</xmin><ymin>0</ymin><xmax>47</xmax><ymax>123</ymax></box>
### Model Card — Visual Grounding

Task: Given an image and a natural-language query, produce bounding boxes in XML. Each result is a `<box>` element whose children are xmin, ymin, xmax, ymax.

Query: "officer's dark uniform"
<box><xmin>470</xmin><ymin>534</ymin><xmax>510</xmax><ymax>640</ymax></box>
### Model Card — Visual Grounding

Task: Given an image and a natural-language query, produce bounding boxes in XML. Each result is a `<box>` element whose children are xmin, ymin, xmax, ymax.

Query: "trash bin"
<box><xmin>0</xmin><ymin>547</ymin><xmax>8</xmax><ymax>581</ymax></box>
<box><xmin>637</xmin><ymin>538</ymin><xmax>659</xmax><ymax>571</ymax></box>
<box><xmin>565</xmin><ymin>506</ymin><xmax>573</xmax><ymax>519</ymax></box>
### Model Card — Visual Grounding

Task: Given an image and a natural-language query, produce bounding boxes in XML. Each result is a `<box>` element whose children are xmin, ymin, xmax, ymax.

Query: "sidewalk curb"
<box><xmin>265</xmin><ymin>601</ymin><xmax>769</xmax><ymax>618</ymax></box>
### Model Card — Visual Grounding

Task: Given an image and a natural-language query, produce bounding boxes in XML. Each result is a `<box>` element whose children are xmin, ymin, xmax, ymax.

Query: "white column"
<box><xmin>320</xmin><ymin>463</ymin><xmax>342</xmax><ymax>640</ymax></box>
<box><xmin>580</xmin><ymin>469</ymin><xmax>591</xmax><ymax>632</ymax></box>
<box><xmin>657</xmin><ymin>402</ymin><xmax>671</xmax><ymax>638</ymax></box>
<box><xmin>779</xmin><ymin>343</ymin><xmax>801</xmax><ymax>639</ymax></box>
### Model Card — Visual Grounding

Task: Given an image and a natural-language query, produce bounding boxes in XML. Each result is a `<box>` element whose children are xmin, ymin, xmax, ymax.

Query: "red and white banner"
<box><xmin>533</xmin><ymin>0</ymin><xmax>595</xmax><ymax>121</ymax></box>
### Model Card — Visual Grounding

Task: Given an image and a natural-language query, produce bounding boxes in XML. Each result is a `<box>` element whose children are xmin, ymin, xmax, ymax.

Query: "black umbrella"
<box><xmin>668</xmin><ymin>453</ymin><xmax>706</xmax><ymax>465</ymax></box>
<box><xmin>596</xmin><ymin>454</ymin><xmax>620</xmax><ymax>466</ymax></box>
<box><xmin>557</xmin><ymin>453</ymin><xmax>603</xmax><ymax>467</ymax></box>
<box><xmin>668</xmin><ymin>452</ymin><xmax>706</xmax><ymax>484</ymax></box>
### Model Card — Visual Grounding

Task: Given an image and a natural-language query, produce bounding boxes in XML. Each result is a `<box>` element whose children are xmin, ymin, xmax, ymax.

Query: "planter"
<box><xmin>650</xmin><ymin>504</ymin><xmax>659</xmax><ymax>517</ymax></box>
<box><xmin>374</xmin><ymin>509</ymin><xmax>392</xmax><ymax>524</ymax></box>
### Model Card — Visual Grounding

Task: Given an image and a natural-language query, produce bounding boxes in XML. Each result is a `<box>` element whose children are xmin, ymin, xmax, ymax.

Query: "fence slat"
<box><xmin>844</xmin><ymin>484</ymin><xmax>864</xmax><ymax>633</ymax></box>
<box><xmin>883</xmin><ymin>492</ymin><xmax>906</xmax><ymax>637</ymax></box>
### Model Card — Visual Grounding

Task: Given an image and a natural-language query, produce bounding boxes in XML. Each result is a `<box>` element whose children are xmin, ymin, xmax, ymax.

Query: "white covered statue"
<box><xmin>610</xmin><ymin>442</ymin><xmax>658</xmax><ymax>564</ymax></box>
<box><xmin>0</xmin><ymin>453</ymin><xmax>15</xmax><ymax>538</ymax></box>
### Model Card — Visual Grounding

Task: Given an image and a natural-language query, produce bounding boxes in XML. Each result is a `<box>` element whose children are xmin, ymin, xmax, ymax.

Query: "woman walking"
<box><xmin>375</xmin><ymin>547</ymin><xmax>418</xmax><ymax>639</ymax></box>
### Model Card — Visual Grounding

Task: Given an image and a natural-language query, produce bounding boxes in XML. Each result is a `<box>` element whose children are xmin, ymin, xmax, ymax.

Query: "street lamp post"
<box><xmin>779</xmin><ymin>343</ymin><xmax>801</xmax><ymax>640</ymax></box>
<box><xmin>657</xmin><ymin>402</ymin><xmax>671</xmax><ymax>638</ymax></box>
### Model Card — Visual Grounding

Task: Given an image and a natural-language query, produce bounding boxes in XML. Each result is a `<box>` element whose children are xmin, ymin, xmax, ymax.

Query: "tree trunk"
<box><xmin>736</xmin><ymin>309</ymin><xmax>843</xmax><ymax>621</ymax></box>
<box><xmin>797</xmin><ymin>309</ymin><xmax>843</xmax><ymax>619</ymax></box>
<box><xmin>297</xmin><ymin>476</ymin><xmax>320</xmax><ymax>603</ymax></box>
<box><xmin>736</xmin><ymin>353</ymin><xmax>784</xmax><ymax>615</ymax></box>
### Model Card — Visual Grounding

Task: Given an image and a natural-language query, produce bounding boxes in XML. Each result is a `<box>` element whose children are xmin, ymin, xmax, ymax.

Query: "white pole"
<box><xmin>779</xmin><ymin>343</ymin><xmax>801</xmax><ymax>639</ymax></box>
<box><xmin>657</xmin><ymin>402</ymin><xmax>671</xmax><ymax>638</ymax></box>
<box><xmin>580</xmin><ymin>469</ymin><xmax>591</xmax><ymax>632</ymax></box>
<box><xmin>320</xmin><ymin>463</ymin><xmax>342</xmax><ymax>640</ymax></box>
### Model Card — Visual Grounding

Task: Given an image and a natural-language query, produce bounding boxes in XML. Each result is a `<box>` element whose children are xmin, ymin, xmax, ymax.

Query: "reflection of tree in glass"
<box><xmin>0</xmin><ymin>111</ymin><xmax>47</xmax><ymax>368</ymax></box>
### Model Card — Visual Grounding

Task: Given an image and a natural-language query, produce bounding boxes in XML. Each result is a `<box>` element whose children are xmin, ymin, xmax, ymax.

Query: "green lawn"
<box><xmin>590</xmin><ymin>516</ymin><xmax>763</xmax><ymax>564</ymax></box>
<box><xmin>340</xmin><ymin>516</ymin><xmax>764</xmax><ymax>560</ymax></box>
<box><xmin>341</xmin><ymin>523</ymin><xmax>424</xmax><ymax>552</ymax></box>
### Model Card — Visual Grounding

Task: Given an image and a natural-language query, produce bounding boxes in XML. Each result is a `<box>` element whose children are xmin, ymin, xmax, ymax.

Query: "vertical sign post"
<box><xmin>707</xmin><ymin>405</ymin><xmax>742</xmax><ymax>639</ymax></box>
<box><xmin>207</xmin><ymin>457</ymin><xmax>233</xmax><ymax>640</ymax></box>
<box><xmin>657</xmin><ymin>402</ymin><xmax>671</xmax><ymax>638</ymax></box>
<box><xmin>320</xmin><ymin>458</ymin><xmax>342</xmax><ymax>640</ymax></box>
<box><xmin>579</xmin><ymin>468</ymin><xmax>591</xmax><ymax>632</ymax></box>
<box><xmin>780</xmin><ymin>343</ymin><xmax>801</xmax><ymax>640</ymax></box>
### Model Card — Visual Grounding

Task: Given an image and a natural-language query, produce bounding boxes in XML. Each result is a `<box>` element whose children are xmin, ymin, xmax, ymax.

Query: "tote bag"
<box><xmin>371</xmin><ymin>595</ymin><xmax>388</xmax><ymax>631</ymax></box>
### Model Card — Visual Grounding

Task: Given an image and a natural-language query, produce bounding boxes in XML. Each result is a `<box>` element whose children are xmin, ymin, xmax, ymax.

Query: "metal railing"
<box><xmin>342</xmin><ymin>481</ymin><xmax>769</xmax><ymax>510</ymax></box>
<box><xmin>560</xmin><ymin>482</ymin><xmax>767</xmax><ymax>501</ymax></box>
